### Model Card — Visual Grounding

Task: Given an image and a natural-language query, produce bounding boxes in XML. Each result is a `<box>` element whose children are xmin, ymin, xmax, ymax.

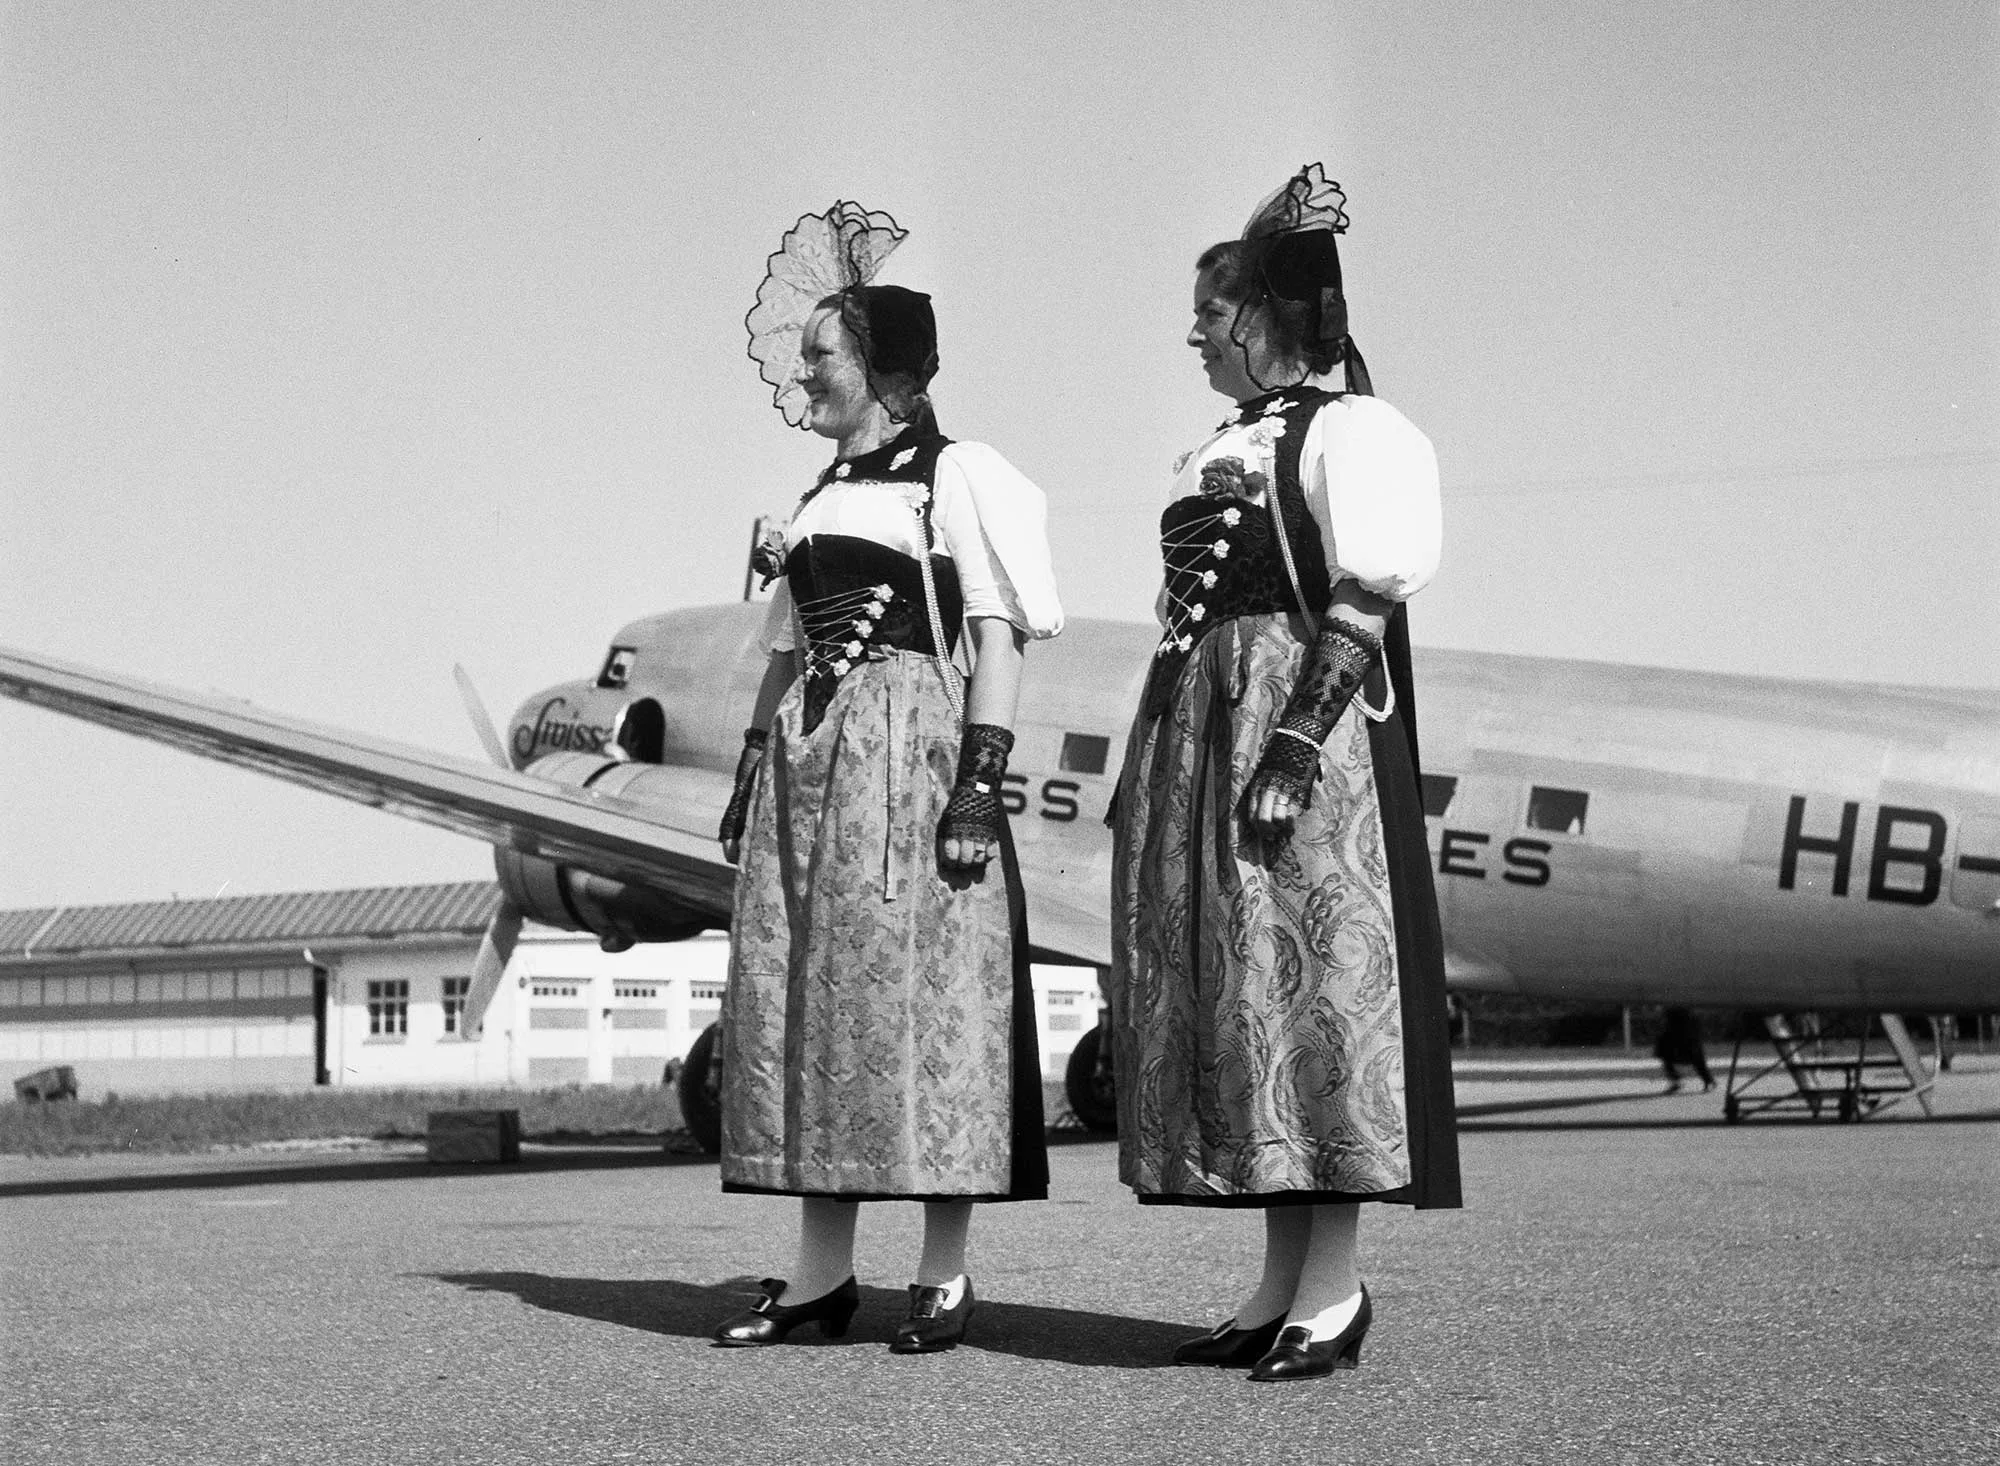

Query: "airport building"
<box><xmin>0</xmin><ymin>882</ymin><xmax>1102</xmax><ymax>1099</ymax></box>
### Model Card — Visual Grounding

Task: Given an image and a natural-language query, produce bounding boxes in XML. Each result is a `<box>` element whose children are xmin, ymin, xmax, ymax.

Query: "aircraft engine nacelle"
<box><xmin>493</xmin><ymin>751</ymin><xmax>718</xmax><ymax>950</ymax></box>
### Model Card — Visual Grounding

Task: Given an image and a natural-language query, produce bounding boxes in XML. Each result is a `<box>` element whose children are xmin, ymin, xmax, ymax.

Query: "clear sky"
<box><xmin>2</xmin><ymin>0</ymin><xmax>1995</xmax><ymax>910</ymax></box>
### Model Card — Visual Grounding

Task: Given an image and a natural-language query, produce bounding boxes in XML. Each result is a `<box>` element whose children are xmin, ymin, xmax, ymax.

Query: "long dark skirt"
<box><xmin>1109</xmin><ymin>612</ymin><xmax>1460</xmax><ymax>1208</ymax></box>
<box><xmin>719</xmin><ymin>651</ymin><xmax>1047</xmax><ymax>1202</ymax></box>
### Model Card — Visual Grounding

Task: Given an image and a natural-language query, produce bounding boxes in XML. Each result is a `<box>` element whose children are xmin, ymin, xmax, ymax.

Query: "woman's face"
<box><xmin>795</xmin><ymin>307</ymin><xmax>882</xmax><ymax>442</ymax></box>
<box><xmin>1188</xmin><ymin>266</ymin><xmax>1290</xmax><ymax>402</ymax></box>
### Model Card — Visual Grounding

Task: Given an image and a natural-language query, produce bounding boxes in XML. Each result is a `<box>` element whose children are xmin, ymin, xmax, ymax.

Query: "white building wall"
<box><xmin>321</xmin><ymin>927</ymin><xmax>731</xmax><ymax>1091</ymax></box>
<box><xmin>1030</xmin><ymin>964</ymin><xmax>1104</xmax><ymax>1075</ymax></box>
<box><xmin>0</xmin><ymin>962</ymin><xmax>319</xmax><ymax>1098</ymax></box>
<box><xmin>4</xmin><ymin>927</ymin><xmax>1108</xmax><ymax>1099</ymax></box>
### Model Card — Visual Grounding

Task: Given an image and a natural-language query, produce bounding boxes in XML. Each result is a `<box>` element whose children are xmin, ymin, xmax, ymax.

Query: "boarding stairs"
<box><xmin>1723</xmin><ymin>1013</ymin><xmax>1938</xmax><ymax>1123</ymax></box>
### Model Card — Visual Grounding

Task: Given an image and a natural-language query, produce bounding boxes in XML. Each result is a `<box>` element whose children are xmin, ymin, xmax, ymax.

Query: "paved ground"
<box><xmin>4</xmin><ymin>1061</ymin><xmax>1997</xmax><ymax>1466</ymax></box>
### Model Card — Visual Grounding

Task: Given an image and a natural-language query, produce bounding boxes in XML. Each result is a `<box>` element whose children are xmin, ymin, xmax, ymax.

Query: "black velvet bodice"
<box><xmin>1144</xmin><ymin>389</ymin><xmax>1338</xmax><ymax>715</ymax></box>
<box><xmin>787</xmin><ymin>534</ymin><xmax>962</xmax><ymax>732</ymax></box>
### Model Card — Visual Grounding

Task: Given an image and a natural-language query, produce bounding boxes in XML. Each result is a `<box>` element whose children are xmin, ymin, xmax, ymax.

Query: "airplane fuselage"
<box><xmin>505</xmin><ymin>604</ymin><xmax>2000</xmax><ymax>1014</ymax></box>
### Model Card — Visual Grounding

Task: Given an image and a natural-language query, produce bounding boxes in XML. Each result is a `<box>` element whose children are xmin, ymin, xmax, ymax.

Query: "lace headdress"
<box><xmin>745</xmin><ymin>201</ymin><xmax>917</xmax><ymax>427</ymax></box>
<box><xmin>1236</xmin><ymin>163</ymin><xmax>1371</xmax><ymax>395</ymax></box>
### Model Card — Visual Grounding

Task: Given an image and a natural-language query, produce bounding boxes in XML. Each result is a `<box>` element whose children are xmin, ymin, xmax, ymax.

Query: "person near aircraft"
<box><xmin>1108</xmin><ymin>165</ymin><xmax>1461</xmax><ymax>1381</ymax></box>
<box><xmin>710</xmin><ymin>203</ymin><xmax>1063</xmax><ymax>1355</ymax></box>
<box><xmin>1654</xmin><ymin>1007</ymin><xmax>1716</xmax><ymax>1092</ymax></box>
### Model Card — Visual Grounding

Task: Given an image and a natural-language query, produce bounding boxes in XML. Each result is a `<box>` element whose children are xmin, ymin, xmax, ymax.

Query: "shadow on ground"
<box><xmin>0</xmin><ymin>1132</ymin><xmax>1117</xmax><ymax>1200</ymax></box>
<box><xmin>427</xmin><ymin>1271</ymin><xmax>1192</xmax><ymax>1370</ymax></box>
<box><xmin>1456</xmin><ymin>1088</ymin><xmax>2000</xmax><ymax>1130</ymax></box>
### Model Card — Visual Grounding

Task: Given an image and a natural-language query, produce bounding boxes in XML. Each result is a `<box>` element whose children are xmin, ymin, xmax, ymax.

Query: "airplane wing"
<box><xmin>0</xmin><ymin>644</ymin><xmax>736</xmax><ymax>921</ymax></box>
<box><xmin>1018</xmin><ymin>870</ymin><xmax>1113</xmax><ymax>969</ymax></box>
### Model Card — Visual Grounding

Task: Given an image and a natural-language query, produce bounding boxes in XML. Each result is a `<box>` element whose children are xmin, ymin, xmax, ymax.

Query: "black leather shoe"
<box><xmin>890</xmin><ymin>1277</ymin><xmax>975</xmax><ymax>1354</ymax></box>
<box><xmin>1172</xmin><ymin>1314</ymin><xmax>1285</xmax><ymax>1367</ymax></box>
<box><xmin>712</xmin><ymin>1276</ymin><xmax>859</xmax><ymax>1347</ymax></box>
<box><xmin>1248</xmin><ymin>1286</ymin><xmax>1372</xmax><ymax>1381</ymax></box>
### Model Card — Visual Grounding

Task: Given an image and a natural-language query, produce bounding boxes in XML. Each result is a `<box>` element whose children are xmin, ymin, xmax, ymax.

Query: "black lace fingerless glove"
<box><xmin>718</xmin><ymin>727</ymin><xmax>768</xmax><ymax>845</ymax></box>
<box><xmin>1250</xmin><ymin>619</ymin><xmax>1384</xmax><ymax>808</ymax></box>
<box><xmin>937</xmin><ymin>722</ymin><xmax>1015</xmax><ymax>851</ymax></box>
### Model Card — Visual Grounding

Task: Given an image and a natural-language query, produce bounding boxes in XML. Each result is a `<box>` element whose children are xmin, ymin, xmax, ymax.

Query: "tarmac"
<box><xmin>3</xmin><ymin>1057</ymin><xmax>1997</xmax><ymax>1466</ymax></box>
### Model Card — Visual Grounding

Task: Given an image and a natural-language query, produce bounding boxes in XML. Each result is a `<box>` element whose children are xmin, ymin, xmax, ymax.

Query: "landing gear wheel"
<box><xmin>1723</xmin><ymin>1094</ymin><xmax>1740</xmax><ymax>1125</ymax></box>
<box><xmin>676</xmin><ymin>1022</ymin><xmax>722</xmax><ymax>1155</ymax></box>
<box><xmin>1063</xmin><ymin>1022</ymin><xmax>1118</xmax><ymax>1134</ymax></box>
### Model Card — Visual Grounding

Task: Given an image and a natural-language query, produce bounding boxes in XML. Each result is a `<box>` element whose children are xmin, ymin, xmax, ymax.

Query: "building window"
<box><xmin>532</xmin><ymin>982</ymin><xmax>581</xmax><ymax>999</ymax></box>
<box><xmin>367</xmin><ymin>980</ymin><xmax>409</xmax><ymax>1037</ymax></box>
<box><xmin>1526</xmin><ymin>786</ymin><xmax>1590</xmax><ymax>835</ymax></box>
<box><xmin>688</xmin><ymin>980</ymin><xmax>725</xmax><ymax>1029</ymax></box>
<box><xmin>1045</xmin><ymin>989</ymin><xmax>1090</xmax><ymax>1032</ymax></box>
<box><xmin>442</xmin><ymin>976</ymin><xmax>470</xmax><ymax>1037</ymax></box>
<box><xmin>614</xmin><ymin>984</ymin><xmax>660</xmax><ymax>1000</ymax></box>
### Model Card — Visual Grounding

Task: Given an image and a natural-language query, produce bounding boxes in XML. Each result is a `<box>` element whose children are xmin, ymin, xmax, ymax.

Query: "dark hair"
<box><xmin>1196</xmin><ymin>239</ymin><xmax>1345</xmax><ymax>378</ymax></box>
<box><xmin>815</xmin><ymin>285</ymin><xmax>940</xmax><ymax>431</ymax></box>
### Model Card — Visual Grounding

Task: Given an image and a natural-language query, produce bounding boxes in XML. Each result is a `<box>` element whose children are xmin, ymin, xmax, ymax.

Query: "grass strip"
<box><xmin>0</xmin><ymin>1085</ymin><xmax>687</xmax><ymax>1157</ymax></box>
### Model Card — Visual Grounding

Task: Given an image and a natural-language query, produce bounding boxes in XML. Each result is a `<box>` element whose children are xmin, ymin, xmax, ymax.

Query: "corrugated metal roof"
<box><xmin>0</xmin><ymin>881</ymin><xmax>501</xmax><ymax>960</ymax></box>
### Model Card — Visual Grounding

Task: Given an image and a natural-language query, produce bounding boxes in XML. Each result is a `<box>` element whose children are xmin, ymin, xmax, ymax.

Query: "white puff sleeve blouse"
<box><xmin>1163</xmin><ymin>390</ymin><xmax>1441</xmax><ymax>618</ymax></box>
<box><xmin>757</xmin><ymin>440</ymin><xmax>1065</xmax><ymax>655</ymax></box>
<box><xmin>1298</xmin><ymin>394</ymin><xmax>1441</xmax><ymax>602</ymax></box>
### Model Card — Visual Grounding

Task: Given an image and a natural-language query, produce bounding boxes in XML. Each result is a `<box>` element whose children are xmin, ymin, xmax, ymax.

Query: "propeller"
<box><xmin>454</xmin><ymin>663</ymin><xmax>511</xmax><ymax>769</ymax></box>
<box><xmin>454</xmin><ymin>663</ymin><xmax>524</xmax><ymax>1035</ymax></box>
<box><xmin>462</xmin><ymin>898</ymin><xmax>523</xmax><ymax>1036</ymax></box>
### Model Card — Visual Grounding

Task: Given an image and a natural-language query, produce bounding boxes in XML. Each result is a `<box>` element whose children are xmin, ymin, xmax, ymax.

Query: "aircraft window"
<box><xmin>1527</xmin><ymin>786</ymin><xmax>1590</xmax><ymax>835</ymax></box>
<box><xmin>1059</xmin><ymin>733</ymin><xmax>1110</xmax><ymax>775</ymax></box>
<box><xmin>597</xmin><ymin>645</ymin><xmax>638</xmax><ymax>689</ymax></box>
<box><xmin>1420</xmin><ymin>773</ymin><xmax>1458</xmax><ymax>818</ymax></box>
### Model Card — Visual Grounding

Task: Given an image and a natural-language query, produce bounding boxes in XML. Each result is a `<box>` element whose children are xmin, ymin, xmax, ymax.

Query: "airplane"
<box><xmin>4</xmin><ymin>599</ymin><xmax>1996</xmax><ymax>1138</ymax></box>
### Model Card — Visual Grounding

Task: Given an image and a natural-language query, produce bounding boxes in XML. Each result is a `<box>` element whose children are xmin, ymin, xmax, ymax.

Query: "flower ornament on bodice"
<box><xmin>1243</xmin><ymin>416</ymin><xmax>1288</xmax><ymax>454</ymax></box>
<box><xmin>750</xmin><ymin>525</ymin><xmax>789</xmax><ymax>589</ymax></box>
<box><xmin>1199</xmin><ymin>456</ymin><xmax>1269</xmax><ymax>504</ymax></box>
<box><xmin>890</xmin><ymin>446</ymin><xmax>918</xmax><ymax>471</ymax></box>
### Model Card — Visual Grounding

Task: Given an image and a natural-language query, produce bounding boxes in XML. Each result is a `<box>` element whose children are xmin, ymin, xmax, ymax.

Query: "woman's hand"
<box><xmin>937</xmin><ymin>721</ymin><xmax>1014</xmax><ymax>876</ymax></box>
<box><xmin>719</xmin><ymin>651</ymin><xmax>797</xmax><ymax>865</ymax></box>
<box><xmin>1244</xmin><ymin>773</ymin><xmax>1301</xmax><ymax>840</ymax></box>
<box><xmin>718</xmin><ymin>727</ymin><xmax>768</xmax><ymax>865</ymax></box>
<box><xmin>937</xmin><ymin>618</ymin><xmax>1027</xmax><ymax>878</ymax></box>
<box><xmin>937</xmin><ymin>810</ymin><xmax>1000</xmax><ymax>872</ymax></box>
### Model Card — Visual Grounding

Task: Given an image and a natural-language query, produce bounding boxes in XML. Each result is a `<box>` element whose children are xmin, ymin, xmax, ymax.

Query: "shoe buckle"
<box><xmin>910</xmin><ymin>1286</ymin><xmax>947</xmax><ymax>1320</ymax></box>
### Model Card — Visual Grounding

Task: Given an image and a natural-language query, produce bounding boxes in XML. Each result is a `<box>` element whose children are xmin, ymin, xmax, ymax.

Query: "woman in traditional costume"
<box><xmin>711</xmin><ymin>203</ymin><xmax>1063</xmax><ymax>1354</ymax></box>
<box><xmin>1109</xmin><ymin>166</ymin><xmax>1460</xmax><ymax>1380</ymax></box>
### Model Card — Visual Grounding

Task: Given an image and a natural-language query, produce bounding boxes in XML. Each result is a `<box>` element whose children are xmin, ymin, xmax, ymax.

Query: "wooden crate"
<box><xmin>425</xmin><ymin>1108</ymin><xmax>522</xmax><ymax>1164</ymax></box>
